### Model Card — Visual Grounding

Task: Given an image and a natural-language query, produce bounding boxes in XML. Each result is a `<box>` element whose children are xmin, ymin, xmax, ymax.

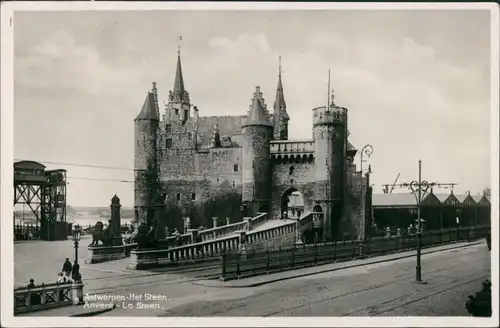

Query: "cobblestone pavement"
<box><xmin>156</xmin><ymin>242</ymin><xmax>490</xmax><ymax>317</ymax></box>
<box><xmin>15</xmin><ymin>238</ymin><xmax>491</xmax><ymax>317</ymax></box>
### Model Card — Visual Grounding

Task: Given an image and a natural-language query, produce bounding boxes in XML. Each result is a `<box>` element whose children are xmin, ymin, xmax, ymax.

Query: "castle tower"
<box><xmin>241</xmin><ymin>86</ymin><xmax>274</xmax><ymax>215</ymax></box>
<box><xmin>167</xmin><ymin>49</ymin><xmax>191</xmax><ymax>124</ymax></box>
<box><xmin>273</xmin><ymin>57</ymin><xmax>290</xmax><ymax>140</ymax></box>
<box><xmin>312</xmin><ymin>93</ymin><xmax>347</xmax><ymax>241</ymax></box>
<box><xmin>134</xmin><ymin>88</ymin><xmax>159</xmax><ymax>225</ymax></box>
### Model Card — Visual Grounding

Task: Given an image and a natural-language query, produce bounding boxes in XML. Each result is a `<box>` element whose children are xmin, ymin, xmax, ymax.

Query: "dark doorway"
<box><xmin>281</xmin><ymin>188</ymin><xmax>304</xmax><ymax>220</ymax></box>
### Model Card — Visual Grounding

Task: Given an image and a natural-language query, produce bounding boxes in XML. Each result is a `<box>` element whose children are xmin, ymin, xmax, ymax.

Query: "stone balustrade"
<box><xmin>248</xmin><ymin>212</ymin><xmax>269</xmax><ymax>230</ymax></box>
<box><xmin>14</xmin><ymin>282</ymin><xmax>73</xmax><ymax>314</ymax></box>
<box><xmin>270</xmin><ymin>140</ymin><xmax>315</xmax><ymax>155</ymax></box>
<box><xmin>199</xmin><ymin>221</ymin><xmax>248</xmax><ymax>242</ymax></box>
<box><xmin>128</xmin><ymin>234</ymin><xmax>241</xmax><ymax>269</ymax></box>
<box><xmin>246</xmin><ymin>221</ymin><xmax>296</xmax><ymax>245</ymax></box>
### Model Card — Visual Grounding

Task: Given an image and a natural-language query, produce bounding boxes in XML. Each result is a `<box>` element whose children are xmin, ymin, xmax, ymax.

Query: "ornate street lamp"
<box><xmin>402</xmin><ymin>160</ymin><xmax>431</xmax><ymax>283</ymax></box>
<box><xmin>71</xmin><ymin>224</ymin><xmax>84</xmax><ymax>305</ymax></box>
<box><xmin>360</xmin><ymin>144</ymin><xmax>374</xmax><ymax>174</ymax></box>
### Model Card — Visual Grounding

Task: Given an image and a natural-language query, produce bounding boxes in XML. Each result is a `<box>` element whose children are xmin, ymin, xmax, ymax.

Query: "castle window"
<box><xmin>321</xmin><ymin>132</ymin><xmax>324</xmax><ymax>139</ymax></box>
<box><xmin>191</xmin><ymin>193</ymin><xmax>196</xmax><ymax>200</ymax></box>
<box><xmin>166</xmin><ymin>124</ymin><xmax>172</xmax><ymax>133</ymax></box>
<box><xmin>217</xmin><ymin>177</ymin><xmax>219</xmax><ymax>183</ymax></box>
<box><xmin>175</xmin><ymin>109</ymin><xmax>179</xmax><ymax>115</ymax></box>
<box><xmin>233</xmin><ymin>164</ymin><xmax>239</xmax><ymax>172</ymax></box>
<box><xmin>188</xmin><ymin>132</ymin><xmax>192</xmax><ymax>140</ymax></box>
<box><xmin>166</xmin><ymin>138</ymin><xmax>173</xmax><ymax>149</ymax></box>
<box><xmin>232</xmin><ymin>180</ymin><xmax>235</xmax><ymax>187</ymax></box>
<box><xmin>176</xmin><ymin>193</ymin><xmax>181</xmax><ymax>201</ymax></box>
<box><xmin>289</xmin><ymin>166</ymin><xmax>295</xmax><ymax>175</ymax></box>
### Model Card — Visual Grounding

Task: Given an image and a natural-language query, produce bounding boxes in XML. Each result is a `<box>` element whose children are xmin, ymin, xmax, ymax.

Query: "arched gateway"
<box><xmin>281</xmin><ymin>188</ymin><xmax>304</xmax><ymax>220</ymax></box>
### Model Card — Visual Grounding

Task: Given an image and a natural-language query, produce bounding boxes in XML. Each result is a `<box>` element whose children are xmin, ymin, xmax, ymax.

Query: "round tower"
<box><xmin>241</xmin><ymin>86</ymin><xmax>274</xmax><ymax>216</ymax></box>
<box><xmin>134</xmin><ymin>89</ymin><xmax>159</xmax><ymax>225</ymax></box>
<box><xmin>312</xmin><ymin>102</ymin><xmax>347</xmax><ymax>241</ymax></box>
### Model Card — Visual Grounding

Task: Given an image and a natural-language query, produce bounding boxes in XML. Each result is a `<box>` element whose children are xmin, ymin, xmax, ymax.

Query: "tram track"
<box><xmin>259</xmin><ymin>255</ymin><xmax>486</xmax><ymax>317</ymax></box>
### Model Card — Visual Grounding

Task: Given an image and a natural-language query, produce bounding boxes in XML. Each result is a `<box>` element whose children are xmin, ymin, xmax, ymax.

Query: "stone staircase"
<box><xmin>127</xmin><ymin>212</ymin><xmax>318</xmax><ymax>269</ymax></box>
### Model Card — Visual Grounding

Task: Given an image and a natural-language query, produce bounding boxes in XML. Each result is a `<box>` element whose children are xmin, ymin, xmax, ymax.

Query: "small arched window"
<box><xmin>289</xmin><ymin>166</ymin><xmax>295</xmax><ymax>175</ymax></box>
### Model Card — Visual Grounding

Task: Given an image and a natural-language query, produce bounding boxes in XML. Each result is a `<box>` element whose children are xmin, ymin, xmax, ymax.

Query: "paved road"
<box><xmin>15</xmin><ymin>238</ymin><xmax>490</xmax><ymax>317</ymax></box>
<box><xmin>157</xmin><ymin>242</ymin><xmax>490</xmax><ymax>317</ymax></box>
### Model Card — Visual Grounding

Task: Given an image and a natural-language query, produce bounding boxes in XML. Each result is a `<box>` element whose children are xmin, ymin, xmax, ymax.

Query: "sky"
<box><xmin>13</xmin><ymin>9</ymin><xmax>492</xmax><ymax>207</ymax></box>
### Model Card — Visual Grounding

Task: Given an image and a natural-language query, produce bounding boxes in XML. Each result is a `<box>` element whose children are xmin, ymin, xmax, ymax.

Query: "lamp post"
<box><xmin>72</xmin><ymin>224</ymin><xmax>81</xmax><ymax>265</ymax></box>
<box><xmin>71</xmin><ymin>224</ymin><xmax>84</xmax><ymax>305</ymax></box>
<box><xmin>360</xmin><ymin>144</ymin><xmax>374</xmax><ymax>174</ymax></box>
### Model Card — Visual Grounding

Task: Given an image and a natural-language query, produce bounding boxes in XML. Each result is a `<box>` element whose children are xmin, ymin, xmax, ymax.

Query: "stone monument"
<box><xmin>85</xmin><ymin>195</ymin><xmax>127</xmax><ymax>264</ymax></box>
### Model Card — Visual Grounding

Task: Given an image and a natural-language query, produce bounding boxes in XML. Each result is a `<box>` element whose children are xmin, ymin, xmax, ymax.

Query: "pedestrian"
<box><xmin>174</xmin><ymin>229</ymin><xmax>182</xmax><ymax>246</ymax></box>
<box><xmin>56</xmin><ymin>272</ymin><xmax>68</xmax><ymax>283</ymax></box>
<box><xmin>62</xmin><ymin>258</ymin><xmax>72</xmax><ymax>278</ymax></box>
<box><xmin>71</xmin><ymin>261</ymin><xmax>81</xmax><ymax>282</ymax></box>
<box><xmin>27</xmin><ymin>279</ymin><xmax>35</xmax><ymax>288</ymax></box>
<box><xmin>283</xmin><ymin>211</ymin><xmax>288</xmax><ymax>221</ymax></box>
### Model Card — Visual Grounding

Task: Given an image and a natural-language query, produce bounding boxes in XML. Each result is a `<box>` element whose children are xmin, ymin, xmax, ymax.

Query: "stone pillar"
<box><xmin>153</xmin><ymin>194</ymin><xmax>166</xmax><ymax>240</ymax></box>
<box><xmin>238</xmin><ymin>230</ymin><xmax>247</xmax><ymax>257</ymax></box>
<box><xmin>183</xmin><ymin>217</ymin><xmax>191</xmax><ymax>233</ymax></box>
<box><xmin>212</xmin><ymin>217</ymin><xmax>218</xmax><ymax>228</ymax></box>
<box><xmin>110</xmin><ymin>195</ymin><xmax>123</xmax><ymax>246</ymax></box>
<box><xmin>243</xmin><ymin>217</ymin><xmax>251</xmax><ymax>231</ymax></box>
<box><xmin>385</xmin><ymin>226</ymin><xmax>391</xmax><ymax>238</ymax></box>
<box><xmin>191</xmin><ymin>229</ymin><xmax>199</xmax><ymax>243</ymax></box>
<box><xmin>396</xmin><ymin>228</ymin><xmax>401</xmax><ymax>237</ymax></box>
<box><xmin>226</xmin><ymin>217</ymin><xmax>231</xmax><ymax>226</ymax></box>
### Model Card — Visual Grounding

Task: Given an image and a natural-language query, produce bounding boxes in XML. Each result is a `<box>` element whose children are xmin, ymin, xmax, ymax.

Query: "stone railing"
<box><xmin>295</xmin><ymin>212</ymin><xmax>315</xmax><ymax>242</ymax></box>
<box><xmin>247</xmin><ymin>212</ymin><xmax>269</xmax><ymax>230</ymax></box>
<box><xmin>128</xmin><ymin>234</ymin><xmax>241</xmax><ymax>269</ymax></box>
<box><xmin>14</xmin><ymin>282</ymin><xmax>73</xmax><ymax>314</ymax></box>
<box><xmin>270</xmin><ymin>140</ymin><xmax>315</xmax><ymax>155</ymax></box>
<box><xmin>199</xmin><ymin>221</ymin><xmax>248</xmax><ymax>242</ymax></box>
<box><xmin>246</xmin><ymin>221</ymin><xmax>296</xmax><ymax>245</ymax></box>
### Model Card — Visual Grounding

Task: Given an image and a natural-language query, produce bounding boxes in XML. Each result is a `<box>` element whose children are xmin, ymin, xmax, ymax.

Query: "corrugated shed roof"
<box><xmin>372</xmin><ymin>193</ymin><xmax>417</xmax><ymax>207</ymax></box>
<box><xmin>373</xmin><ymin>192</ymin><xmax>489</xmax><ymax>208</ymax></box>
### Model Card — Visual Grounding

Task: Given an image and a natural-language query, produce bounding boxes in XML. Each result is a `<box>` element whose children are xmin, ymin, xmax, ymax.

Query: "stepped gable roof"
<box><xmin>243</xmin><ymin>87</ymin><xmax>273</xmax><ymax>128</ymax></box>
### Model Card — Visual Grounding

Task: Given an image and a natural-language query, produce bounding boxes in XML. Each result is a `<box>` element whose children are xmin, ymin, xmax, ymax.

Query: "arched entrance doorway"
<box><xmin>281</xmin><ymin>188</ymin><xmax>304</xmax><ymax>220</ymax></box>
<box><xmin>312</xmin><ymin>205</ymin><xmax>324</xmax><ymax>243</ymax></box>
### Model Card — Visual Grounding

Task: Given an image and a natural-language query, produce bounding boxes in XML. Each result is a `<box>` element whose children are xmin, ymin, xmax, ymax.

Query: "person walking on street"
<box><xmin>62</xmin><ymin>258</ymin><xmax>72</xmax><ymax>278</ymax></box>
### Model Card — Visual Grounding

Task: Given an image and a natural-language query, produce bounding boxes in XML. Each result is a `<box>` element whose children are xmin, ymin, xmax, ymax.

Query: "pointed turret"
<box><xmin>272</xmin><ymin>57</ymin><xmax>290</xmax><ymax>140</ymax></box>
<box><xmin>173</xmin><ymin>54</ymin><xmax>185</xmax><ymax>97</ymax></box>
<box><xmin>135</xmin><ymin>92</ymin><xmax>159</xmax><ymax>121</ymax></box>
<box><xmin>243</xmin><ymin>86</ymin><xmax>273</xmax><ymax>128</ymax></box>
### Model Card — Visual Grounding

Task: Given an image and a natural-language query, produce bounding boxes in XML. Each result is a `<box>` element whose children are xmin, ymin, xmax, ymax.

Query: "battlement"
<box><xmin>312</xmin><ymin>105</ymin><xmax>347</xmax><ymax>127</ymax></box>
<box><xmin>270</xmin><ymin>140</ymin><xmax>315</xmax><ymax>155</ymax></box>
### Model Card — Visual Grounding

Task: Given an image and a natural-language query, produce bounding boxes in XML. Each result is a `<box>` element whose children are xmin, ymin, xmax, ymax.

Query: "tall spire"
<box><xmin>273</xmin><ymin>56</ymin><xmax>287</xmax><ymax>114</ymax></box>
<box><xmin>173</xmin><ymin>36</ymin><xmax>185</xmax><ymax>96</ymax></box>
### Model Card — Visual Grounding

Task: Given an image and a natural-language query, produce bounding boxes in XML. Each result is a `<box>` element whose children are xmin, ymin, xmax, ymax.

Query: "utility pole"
<box><xmin>391</xmin><ymin>160</ymin><xmax>456</xmax><ymax>283</ymax></box>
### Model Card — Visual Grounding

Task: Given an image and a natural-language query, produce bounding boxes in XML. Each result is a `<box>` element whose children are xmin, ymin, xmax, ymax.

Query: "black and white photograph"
<box><xmin>1</xmin><ymin>1</ymin><xmax>498</xmax><ymax>327</ymax></box>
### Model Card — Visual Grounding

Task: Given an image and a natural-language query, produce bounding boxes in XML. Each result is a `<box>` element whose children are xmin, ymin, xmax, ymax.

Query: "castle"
<box><xmin>134</xmin><ymin>52</ymin><xmax>370</xmax><ymax>241</ymax></box>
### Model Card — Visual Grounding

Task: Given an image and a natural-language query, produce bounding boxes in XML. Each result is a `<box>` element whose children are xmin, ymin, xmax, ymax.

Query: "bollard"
<box><xmin>265</xmin><ymin>249</ymin><xmax>270</xmax><ymax>273</ymax></box>
<box><xmin>71</xmin><ymin>280</ymin><xmax>85</xmax><ymax>305</ymax></box>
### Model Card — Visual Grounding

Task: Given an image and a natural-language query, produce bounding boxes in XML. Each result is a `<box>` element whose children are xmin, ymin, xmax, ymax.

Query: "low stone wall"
<box><xmin>14</xmin><ymin>282</ymin><xmax>74</xmax><ymax>314</ymax></box>
<box><xmin>246</xmin><ymin>222</ymin><xmax>296</xmax><ymax>252</ymax></box>
<box><xmin>127</xmin><ymin>235</ymin><xmax>240</xmax><ymax>270</ymax></box>
<box><xmin>85</xmin><ymin>245</ymin><xmax>127</xmax><ymax>264</ymax></box>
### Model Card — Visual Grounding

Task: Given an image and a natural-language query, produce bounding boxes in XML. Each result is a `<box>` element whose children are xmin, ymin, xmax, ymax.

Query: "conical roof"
<box><xmin>273</xmin><ymin>72</ymin><xmax>289</xmax><ymax>120</ymax></box>
<box><xmin>173</xmin><ymin>55</ymin><xmax>184</xmax><ymax>95</ymax></box>
<box><xmin>135</xmin><ymin>92</ymin><xmax>159</xmax><ymax>120</ymax></box>
<box><xmin>243</xmin><ymin>88</ymin><xmax>273</xmax><ymax>128</ymax></box>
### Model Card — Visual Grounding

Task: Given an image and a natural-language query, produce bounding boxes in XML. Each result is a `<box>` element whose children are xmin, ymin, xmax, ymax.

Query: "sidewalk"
<box><xmin>193</xmin><ymin>240</ymin><xmax>486</xmax><ymax>288</ymax></box>
<box><xmin>17</xmin><ymin>303</ymin><xmax>116</xmax><ymax>317</ymax></box>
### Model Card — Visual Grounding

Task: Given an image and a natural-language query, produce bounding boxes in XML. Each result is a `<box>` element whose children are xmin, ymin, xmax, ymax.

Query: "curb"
<box><xmin>194</xmin><ymin>241</ymin><xmax>484</xmax><ymax>288</ymax></box>
<box><xmin>70</xmin><ymin>303</ymin><xmax>117</xmax><ymax>317</ymax></box>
